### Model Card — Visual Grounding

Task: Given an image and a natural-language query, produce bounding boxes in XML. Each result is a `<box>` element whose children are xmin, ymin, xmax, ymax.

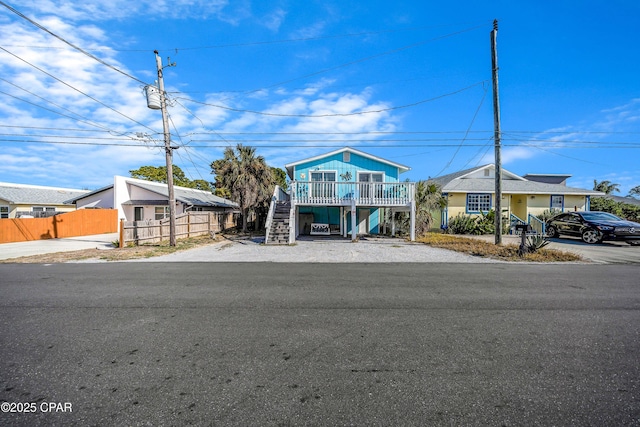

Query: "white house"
<box><xmin>70</xmin><ymin>176</ymin><xmax>238</xmax><ymax>222</ymax></box>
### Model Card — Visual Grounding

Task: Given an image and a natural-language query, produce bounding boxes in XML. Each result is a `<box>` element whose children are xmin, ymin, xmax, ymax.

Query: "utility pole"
<box><xmin>154</xmin><ymin>50</ymin><xmax>177</xmax><ymax>246</ymax></box>
<box><xmin>491</xmin><ymin>19</ymin><xmax>502</xmax><ymax>245</ymax></box>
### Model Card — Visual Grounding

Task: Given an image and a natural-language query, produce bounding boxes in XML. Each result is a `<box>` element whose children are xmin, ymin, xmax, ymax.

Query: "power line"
<box><xmin>3</xmin><ymin>21</ymin><xmax>492</xmax><ymax>53</ymax></box>
<box><xmin>177</xmin><ymin>81</ymin><xmax>488</xmax><ymax>118</ymax></box>
<box><xmin>3</xmin><ymin>138</ymin><xmax>638</xmax><ymax>149</ymax></box>
<box><xmin>0</xmin><ymin>1</ymin><xmax>149</xmax><ymax>86</ymax></box>
<box><xmin>206</xmin><ymin>24</ymin><xmax>489</xmax><ymax>103</ymax></box>
<box><xmin>0</xmin><ymin>46</ymin><xmax>157</xmax><ymax>134</ymax></box>
<box><xmin>433</xmin><ymin>82</ymin><xmax>488</xmax><ymax>177</ymax></box>
<box><xmin>0</xmin><ymin>78</ymin><xmax>148</xmax><ymax>139</ymax></box>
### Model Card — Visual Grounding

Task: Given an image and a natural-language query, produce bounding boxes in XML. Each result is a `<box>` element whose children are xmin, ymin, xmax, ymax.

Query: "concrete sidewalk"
<box><xmin>0</xmin><ymin>233</ymin><xmax>118</xmax><ymax>261</ymax></box>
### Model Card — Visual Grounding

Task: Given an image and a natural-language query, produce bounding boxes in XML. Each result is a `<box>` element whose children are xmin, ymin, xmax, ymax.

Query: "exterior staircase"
<box><xmin>266</xmin><ymin>201</ymin><xmax>291</xmax><ymax>244</ymax></box>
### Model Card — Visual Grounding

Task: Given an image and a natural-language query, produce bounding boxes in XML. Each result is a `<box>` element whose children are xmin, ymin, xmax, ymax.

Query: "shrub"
<box><xmin>527</xmin><ymin>235</ymin><xmax>550</xmax><ymax>251</ymax></box>
<box><xmin>447</xmin><ymin>214</ymin><xmax>479</xmax><ymax>234</ymax></box>
<box><xmin>535</xmin><ymin>209</ymin><xmax>561</xmax><ymax>222</ymax></box>
<box><xmin>446</xmin><ymin>210</ymin><xmax>508</xmax><ymax>235</ymax></box>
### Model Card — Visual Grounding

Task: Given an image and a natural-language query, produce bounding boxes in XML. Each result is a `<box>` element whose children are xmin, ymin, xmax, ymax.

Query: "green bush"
<box><xmin>591</xmin><ymin>197</ymin><xmax>640</xmax><ymax>222</ymax></box>
<box><xmin>446</xmin><ymin>210</ymin><xmax>508</xmax><ymax>235</ymax></box>
<box><xmin>447</xmin><ymin>214</ymin><xmax>478</xmax><ymax>234</ymax></box>
<box><xmin>535</xmin><ymin>209</ymin><xmax>561</xmax><ymax>222</ymax></box>
<box><xmin>525</xmin><ymin>235</ymin><xmax>550</xmax><ymax>252</ymax></box>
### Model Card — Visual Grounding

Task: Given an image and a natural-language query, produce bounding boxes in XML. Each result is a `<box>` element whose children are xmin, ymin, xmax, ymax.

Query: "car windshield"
<box><xmin>580</xmin><ymin>212</ymin><xmax>622</xmax><ymax>221</ymax></box>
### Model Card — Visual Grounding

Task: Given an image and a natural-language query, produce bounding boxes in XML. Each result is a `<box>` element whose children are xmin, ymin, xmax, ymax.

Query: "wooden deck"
<box><xmin>290</xmin><ymin>181</ymin><xmax>414</xmax><ymax>207</ymax></box>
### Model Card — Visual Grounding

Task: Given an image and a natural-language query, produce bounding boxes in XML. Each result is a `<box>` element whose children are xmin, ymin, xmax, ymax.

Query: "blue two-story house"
<box><xmin>265</xmin><ymin>147</ymin><xmax>416</xmax><ymax>244</ymax></box>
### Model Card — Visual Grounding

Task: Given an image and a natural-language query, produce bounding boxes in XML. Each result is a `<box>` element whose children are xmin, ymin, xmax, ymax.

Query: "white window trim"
<box><xmin>357</xmin><ymin>171</ymin><xmax>385</xmax><ymax>182</ymax></box>
<box><xmin>550</xmin><ymin>195</ymin><xmax>564</xmax><ymax>211</ymax></box>
<box><xmin>466</xmin><ymin>193</ymin><xmax>492</xmax><ymax>213</ymax></box>
<box><xmin>154</xmin><ymin>206</ymin><xmax>170</xmax><ymax>220</ymax></box>
<box><xmin>310</xmin><ymin>170</ymin><xmax>337</xmax><ymax>198</ymax></box>
<box><xmin>310</xmin><ymin>170</ymin><xmax>337</xmax><ymax>181</ymax></box>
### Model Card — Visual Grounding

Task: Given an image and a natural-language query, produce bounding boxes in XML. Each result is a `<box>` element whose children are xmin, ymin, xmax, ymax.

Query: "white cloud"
<box><xmin>0</xmin><ymin>6</ymin><xmax>402</xmax><ymax>189</ymax></box>
<box><xmin>17</xmin><ymin>0</ymin><xmax>231</xmax><ymax>21</ymax></box>
<box><xmin>262</xmin><ymin>8</ymin><xmax>287</xmax><ymax>32</ymax></box>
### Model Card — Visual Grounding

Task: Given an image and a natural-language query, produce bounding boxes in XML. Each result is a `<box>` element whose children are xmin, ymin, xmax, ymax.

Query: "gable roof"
<box><xmin>67</xmin><ymin>184</ymin><xmax>113</xmax><ymax>204</ymax></box>
<box><xmin>69</xmin><ymin>177</ymin><xmax>238</xmax><ymax>209</ymax></box>
<box><xmin>0</xmin><ymin>182</ymin><xmax>88</xmax><ymax>205</ymax></box>
<box><xmin>130</xmin><ymin>180</ymin><xmax>238</xmax><ymax>208</ymax></box>
<box><xmin>604</xmin><ymin>195</ymin><xmax>640</xmax><ymax>207</ymax></box>
<box><xmin>431</xmin><ymin>165</ymin><xmax>603</xmax><ymax>196</ymax></box>
<box><xmin>284</xmin><ymin>147</ymin><xmax>410</xmax><ymax>179</ymax></box>
<box><xmin>522</xmin><ymin>173</ymin><xmax>572</xmax><ymax>185</ymax></box>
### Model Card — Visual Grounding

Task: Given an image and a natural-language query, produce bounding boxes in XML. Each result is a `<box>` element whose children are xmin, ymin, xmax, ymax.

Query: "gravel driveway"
<box><xmin>133</xmin><ymin>235</ymin><xmax>502</xmax><ymax>263</ymax></box>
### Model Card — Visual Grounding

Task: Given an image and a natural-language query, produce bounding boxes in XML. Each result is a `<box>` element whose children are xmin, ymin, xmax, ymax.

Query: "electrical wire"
<box><xmin>177</xmin><ymin>81</ymin><xmax>488</xmax><ymax>118</ymax></box>
<box><xmin>0</xmin><ymin>1</ymin><xmax>149</xmax><ymax>86</ymax></box>
<box><xmin>432</xmin><ymin>83</ymin><xmax>488</xmax><ymax>177</ymax></box>
<box><xmin>3</xmin><ymin>138</ymin><xmax>637</xmax><ymax>149</ymax></box>
<box><xmin>0</xmin><ymin>46</ymin><xmax>157</xmax><ymax>134</ymax></box>
<box><xmin>203</xmin><ymin>24</ymin><xmax>489</xmax><ymax>103</ymax></box>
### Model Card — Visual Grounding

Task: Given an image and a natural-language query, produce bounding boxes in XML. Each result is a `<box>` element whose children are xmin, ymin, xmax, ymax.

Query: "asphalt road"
<box><xmin>1</xmin><ymin>263</ymin><xmax>639</xmax><ymax>426</ymax></box>
<box><xmin>546</xmin><ymin>237</ymin><xmax>640</xmax><ymax>264</ymax></box>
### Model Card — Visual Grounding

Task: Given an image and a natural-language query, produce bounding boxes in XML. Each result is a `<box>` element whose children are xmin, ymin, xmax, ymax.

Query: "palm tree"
<box><xmin>391</xmin><ymin>180</ymin><xmax>446</xmax><ymax>237</ymax></box>
<box><xmin>627</xmin><ymin>185</ymin><xmax>640</xmax><ymax>199</ymax></box>
<box><xmin>593</xmin><ymin>179</ymin><xmax>621</xmax><ymax>195</ymax></box>
<box><xmin>211</xmin><ymin>144</ymin><xmax>273</xmax><ymax>233</ymax></box>
<box><xmin>414</xmin><ymin>180</ymin><xmax>447</xmax><ymax>236</ymax></box>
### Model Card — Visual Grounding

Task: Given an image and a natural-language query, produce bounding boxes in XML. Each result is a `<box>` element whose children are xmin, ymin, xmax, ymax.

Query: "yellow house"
<box><xmin>0</xmin><ymin>182</ymin><xmax>88</xmax><ymax>219</ymax></box>
<box><xmin>432</xmin><ymin>165</ymin><xmax>604</xmax><ymax>233</ymax></box>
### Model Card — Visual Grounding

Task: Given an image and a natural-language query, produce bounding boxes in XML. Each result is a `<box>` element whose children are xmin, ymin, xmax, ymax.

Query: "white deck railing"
<box><xmin>290</xmin><ymin>181</ymin><xmax>414</xmax><ymax>206</ymax></box>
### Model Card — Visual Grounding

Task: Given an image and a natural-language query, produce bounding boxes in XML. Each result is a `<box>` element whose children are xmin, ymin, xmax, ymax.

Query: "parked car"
<box><xmin>546</xmin><ymin>211</ymin><xmax>640</xmax><ymax>244</ymax></box>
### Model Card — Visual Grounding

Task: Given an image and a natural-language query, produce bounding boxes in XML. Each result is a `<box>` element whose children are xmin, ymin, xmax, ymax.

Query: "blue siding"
<box><xmin>299</xmin><ymin>206</ymin><xmax>340</xmax><ymax>224</ymax></box>
<box><xmin>345</xmin><ymin>207</ymin><xmax>380</xmax><ymax>235</ymax></box>
<box><xmin>293</xmin><ymin>152</ymin><xmax>401</xmax><ymax>183</ymax></box>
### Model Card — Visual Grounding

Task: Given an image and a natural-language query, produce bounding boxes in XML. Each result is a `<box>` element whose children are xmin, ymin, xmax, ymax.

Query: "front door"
<box><xmin>358</xmin><ymin>209</ymin><xmax>369</xmax><ymax>234</ymax></box>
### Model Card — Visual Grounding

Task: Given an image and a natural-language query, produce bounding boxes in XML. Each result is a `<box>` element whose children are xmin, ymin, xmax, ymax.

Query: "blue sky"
<box><xmin>1</xmin><ymin>1</ymin><xmax>639</xmax><ymax>195</ymax></box>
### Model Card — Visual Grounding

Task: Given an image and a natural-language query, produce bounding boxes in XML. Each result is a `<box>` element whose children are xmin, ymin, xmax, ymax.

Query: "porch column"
<box><xmin>351</xmin><ymin>200</ymin><xmax>357</xmax><ymax>241</ymax></box>
<box><xmin>289</xmin><ymin>205</ymin><xmax>297</xmax><ymax>244</ymax></box>
<box><xmin>343</xmin><ymin>209</ymin><xmax>347</xmax><ymax>238</ymax></box>
<box><xmin>410</xmin><ymin>200</ymin><xmax>416</xmax><ymax>241</ymax></box>
<box><xmin>391</xmin><ymin>209</ymin><xmax>395</xmax><ymax>237</ymax></box>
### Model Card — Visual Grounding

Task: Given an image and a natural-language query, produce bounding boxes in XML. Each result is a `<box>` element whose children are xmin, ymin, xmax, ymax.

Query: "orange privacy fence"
<box><xmin>0</xmin><ymin>209</ymin><xmax>118</xmax><ymax>243</ymax></box>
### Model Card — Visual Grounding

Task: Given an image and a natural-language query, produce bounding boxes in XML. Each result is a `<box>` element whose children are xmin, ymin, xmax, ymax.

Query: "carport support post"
<box><xmin>410</xmin><ymin>192</ymin><xmax>416</xmax><ymax>241</ymax></box>
<box><xmin>391</xmin><ymin>209</ymin><xmax>396</xmax><ymax>237</ymax></box>
<box><xmin>351</xmin><ymin>200</ymin><xmax>357</xmax><ymax>241</ymax></box>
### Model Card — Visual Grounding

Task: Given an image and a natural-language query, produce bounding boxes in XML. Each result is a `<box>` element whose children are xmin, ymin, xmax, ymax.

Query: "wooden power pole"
<box><xmin>154</xmin><ymin>50</ymin><xmax>177</xmax><ymax>246</ymax></box>
<box><xmin>491</xmin><ymin>20</ymin><xmax>503</xmax><ymax>244</ymax></box>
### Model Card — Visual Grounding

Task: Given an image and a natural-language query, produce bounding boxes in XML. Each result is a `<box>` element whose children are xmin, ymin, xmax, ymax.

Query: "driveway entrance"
<box><xmin>547</xmin><ymin>237</ymin><xmax>640</xmax><ymax>264</ymax></box>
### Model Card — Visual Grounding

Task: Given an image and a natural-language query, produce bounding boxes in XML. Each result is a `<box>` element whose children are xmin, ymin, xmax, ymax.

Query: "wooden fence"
<box><xmin>0</xmin><ymin>209</ymin><xmax>118</xmax><ymax>243</ymax></box>
<box><xmin>120</xmin><ymin>211</ymin><xmax>237</xmax><ymax>246</ymax></box>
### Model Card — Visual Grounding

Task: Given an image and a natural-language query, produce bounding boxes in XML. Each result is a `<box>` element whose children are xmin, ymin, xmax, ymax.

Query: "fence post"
<box><xmin>119</xmin><ymin>219</ymin><xmax>124</xmax><ymax>248</ymax></box>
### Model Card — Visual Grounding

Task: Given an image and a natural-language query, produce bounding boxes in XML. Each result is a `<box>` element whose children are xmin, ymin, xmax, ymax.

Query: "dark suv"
<box><xmin>546</xmin><ymin>211</ymin><xmax>640</xmax><ymax>244</ymax></box>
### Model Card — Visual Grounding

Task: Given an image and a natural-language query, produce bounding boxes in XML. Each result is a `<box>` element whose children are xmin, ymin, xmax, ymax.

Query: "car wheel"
<box><xmin>581</xmin><ymin>229</ymin><xmax>602</xmax><ymax>244</ymax></box>
<box><xmin>546</xmin><ymin>225</ymin><xmax>558</xmax><ymax>238</ymax></box>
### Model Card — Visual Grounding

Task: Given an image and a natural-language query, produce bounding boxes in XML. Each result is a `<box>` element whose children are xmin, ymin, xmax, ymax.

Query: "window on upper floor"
<box><xmin>358</xmin><ymin>173</ymin><xmax>384</xmax><ymax>198</ymax></box>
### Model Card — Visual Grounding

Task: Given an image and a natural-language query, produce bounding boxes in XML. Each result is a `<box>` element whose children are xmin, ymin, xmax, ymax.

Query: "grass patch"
<box><xmin>417</xmin><ymin>233</ymin><xmax>582</xmax><ymax>262</ymax></box>
<box><xmin>2</xmin><ymin>234</ymin><xmax>222</xmax><ymax>263</ymax></box>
